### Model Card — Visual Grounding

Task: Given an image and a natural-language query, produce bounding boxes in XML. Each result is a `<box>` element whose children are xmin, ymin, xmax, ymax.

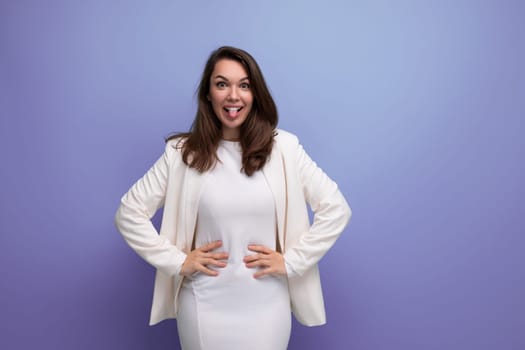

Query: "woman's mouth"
<box><xmin>224</xmin><ymin>106</ymin><xmax>243</xmax><ymax>118</ymax></box>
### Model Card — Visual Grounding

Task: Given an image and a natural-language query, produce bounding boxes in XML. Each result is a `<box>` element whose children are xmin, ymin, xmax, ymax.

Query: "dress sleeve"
<box><xmin>283</xmin><ymin>140</ymin><xmax>351</xmax><ymax>278</ymax></box>
<box><xmin>114</xmin><ymin>142</ymin><xmax>187</xmax><ymax>277</ymax></box>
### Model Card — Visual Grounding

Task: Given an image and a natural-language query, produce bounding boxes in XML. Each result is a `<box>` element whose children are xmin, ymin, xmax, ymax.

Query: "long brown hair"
<box><xmin>168</xmin><ymin>46</ymin><xmax>278</xmax><ymax>176</ymax></box>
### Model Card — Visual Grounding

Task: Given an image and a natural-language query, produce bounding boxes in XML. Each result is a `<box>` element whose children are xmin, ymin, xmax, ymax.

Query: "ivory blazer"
<box><xmin>115</xmin><ymin>129</ymin><xmax>351</xmax><ymax>326</ymax></box>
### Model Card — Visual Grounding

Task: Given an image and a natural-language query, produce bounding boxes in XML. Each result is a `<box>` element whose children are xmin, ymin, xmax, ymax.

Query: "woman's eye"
<box><xmin>216</xmin><ymin>81</ymin><xmax>227</xmax><ymax>88</ymax></box>
<box><xmin>240</xmin><ymin>83</ymin><xmax>250</xmax><ymax>89</ymax></box>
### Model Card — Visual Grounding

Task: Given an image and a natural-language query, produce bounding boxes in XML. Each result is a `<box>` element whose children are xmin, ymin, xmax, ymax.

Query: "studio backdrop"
<box><xmin>1</xmin><ymin>1</ymin><xmax>523</xmax><ymax>349</ymax></box>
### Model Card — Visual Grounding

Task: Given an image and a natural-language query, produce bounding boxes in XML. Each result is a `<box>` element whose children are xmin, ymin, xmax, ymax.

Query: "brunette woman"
<box><xmin>115</xmin><ymin>46</ymin><xmax>351</xmax><ymax>350</ymax></box>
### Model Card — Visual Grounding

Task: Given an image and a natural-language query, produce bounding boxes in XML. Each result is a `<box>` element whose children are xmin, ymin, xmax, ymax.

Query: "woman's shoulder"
<box><xmin>274</xmin><ymin>128</ymin><xmax>300</xmax><ymax>147</ymax></box>
<box><xmin>165</xmin><ymin>134</ymin><xmax>189</xmax><ymax>153</ymax></box>
<box><xmin>166</xmin><ymin>137</ymin><xmax>184</xmax><ymax>149</ymax></box>
<box><xmin>161</xmin><ymin>136</ymin><xmax>187</xmax><ymax>166</ymax></box>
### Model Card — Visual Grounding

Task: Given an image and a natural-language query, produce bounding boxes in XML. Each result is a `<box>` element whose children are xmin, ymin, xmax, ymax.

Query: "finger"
<box><xmin>203</xmin><ymin>258</ymin><xmax>227</xmax><ymax>268</ymax></box>
<box><xmin>243</xmin><ymin>254</ymin><xmax>257</xmax><ymax>263</ymax></box>
<box><xmin>253</xmin><ymin>268</ymin><xmax>273</xmax><ymax>279</ymax></box>
<box><xmin>199</xmin><ymin>240</ymin><xmax>223</xmax><ymax>252</ymax></box>
<box><xmin>210</xmin><ymin>252</ymin><xmax>230</xmax><ymax>260</ymax></box>
<box><xmin>197</xmin><ymin>264</ymin><xmax>219</xmax><ymax>276</ymax></box>
<box><xmin>245</xmin><ymin>259</ymin><xmax>270</xmax><ymax>268</ymax></box>
<box><xmin>200</xmin><ymin>252</ymin><xmax>228</xmax><ymax>260</ymax></box>
<box><xmin>243</xmin><ymin>253</ymin><xmax>269</xmax><ymax>263</ymax></box>
<box><xmin>247</xmin><ymin>245</ymin><xmax>273</xmax><ymax>254</ymax></box>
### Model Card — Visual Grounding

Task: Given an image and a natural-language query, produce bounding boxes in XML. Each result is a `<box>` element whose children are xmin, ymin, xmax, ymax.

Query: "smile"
<box><xmin>224</xmin><ymin>107</ymin><xmax>243</xmax><ymax>112</ymax></box>
<box><xmin>223</xmin><ymin>106</ymin><xmax>244</xmax><ymax>118</ymax></box>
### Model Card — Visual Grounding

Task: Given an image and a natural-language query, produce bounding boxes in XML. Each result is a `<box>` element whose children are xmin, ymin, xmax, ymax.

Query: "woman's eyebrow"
<box><xmin>214</xmin><ymin>75</ymin><xmax>249</xmax><ymax>81</ymax></box>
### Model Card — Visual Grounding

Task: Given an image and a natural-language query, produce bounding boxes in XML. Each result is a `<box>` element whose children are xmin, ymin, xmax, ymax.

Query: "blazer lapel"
<box><xmin>183</xmin><ymin>167</ymin><xmax>209</xmax><ymax>247</ymax></box>
<box><xmin>262</xmin><ymin>145</ymin><xmax>286</xmax><ymax>251</ymax></box>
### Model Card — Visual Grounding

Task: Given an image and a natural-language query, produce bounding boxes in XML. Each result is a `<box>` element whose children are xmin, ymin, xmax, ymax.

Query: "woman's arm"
<box><xmin>283</xmin><ymin>139</ymin><xmax>352</xmax><ymax>278</ymax></box>
<box><xmin>114</xmin><ymin>142</ymin><xmax>187</xmax><ymax>277</ymax></box>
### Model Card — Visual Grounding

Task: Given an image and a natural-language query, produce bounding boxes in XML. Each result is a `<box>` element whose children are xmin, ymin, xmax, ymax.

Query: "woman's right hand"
<box><xmin>179</xmin><ymin>240</ymin><xmax>229</xmax><ymax>277</ymax></box>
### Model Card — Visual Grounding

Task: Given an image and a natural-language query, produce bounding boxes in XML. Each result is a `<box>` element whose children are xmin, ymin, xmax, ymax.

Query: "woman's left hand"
<box><xmin>243</xmin><ymin>245</ymin><xmax>286</xmax><ymax>279</ymax></box>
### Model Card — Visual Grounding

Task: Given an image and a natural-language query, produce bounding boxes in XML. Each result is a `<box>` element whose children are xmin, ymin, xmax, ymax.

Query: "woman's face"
<box><xmin>208</xmin><ymin>59</ymin><xmax>253</xmax><ymax>140</ymax></box>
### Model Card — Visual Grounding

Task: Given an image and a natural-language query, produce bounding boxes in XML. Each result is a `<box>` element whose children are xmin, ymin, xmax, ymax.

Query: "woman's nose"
<box><xmin>227</xmin><ymin>87</ymin><xmax>239</xmax><ymax>100</ymax></box>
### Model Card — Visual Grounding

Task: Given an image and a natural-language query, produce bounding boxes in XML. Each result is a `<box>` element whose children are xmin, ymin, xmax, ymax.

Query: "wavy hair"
<box><xmin>167</xmin><ymin>46</ymin><xmax>278</xmax><ymax>176</ymax></box>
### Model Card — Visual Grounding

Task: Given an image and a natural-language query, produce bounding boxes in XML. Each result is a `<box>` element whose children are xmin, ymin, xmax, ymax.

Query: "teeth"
<box><xmin>226</xmin><ymin>107</ymin><xmax>241</xmax><ymax>111</ymax></box>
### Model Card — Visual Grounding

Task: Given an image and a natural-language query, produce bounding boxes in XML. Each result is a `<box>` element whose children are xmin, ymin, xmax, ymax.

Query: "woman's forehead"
<box><xmin>211</xmin><ymin>59</ymin><xmax>249</xmax><ymax>80</ymax></box>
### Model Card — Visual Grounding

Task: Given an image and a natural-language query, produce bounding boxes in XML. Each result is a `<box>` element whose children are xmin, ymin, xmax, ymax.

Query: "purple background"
<box><xmin>1</xmin><ymin>1</ymin><xmax>524</xmax><ymax>349</ymax></box>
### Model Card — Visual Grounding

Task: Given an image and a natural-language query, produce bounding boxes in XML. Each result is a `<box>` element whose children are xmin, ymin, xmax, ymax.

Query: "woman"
<box><xmin>115</xmin><ymin>46</ymin><xmax>351</xmax><ymax>349</ymax></box>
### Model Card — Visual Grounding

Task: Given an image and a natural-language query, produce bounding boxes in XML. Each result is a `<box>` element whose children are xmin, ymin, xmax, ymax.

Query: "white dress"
<box><xmin>176</xmin><ymin>140</ymin><xmax>291</xmax><ymax>350</ymax></box>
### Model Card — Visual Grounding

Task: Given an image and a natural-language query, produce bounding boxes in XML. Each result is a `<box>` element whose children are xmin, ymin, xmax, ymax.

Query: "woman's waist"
<box><xmin>194</xmin><ymin>231</ymin><xmax>276</xmax><ymax>250</ymax></box>
<box><xmin>183</xmin><ymin>263</ymin><xmax>288</xmax><ymax>290</ymax></box>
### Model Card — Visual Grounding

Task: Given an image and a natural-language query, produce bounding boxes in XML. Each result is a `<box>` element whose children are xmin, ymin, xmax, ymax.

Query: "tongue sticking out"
<box><xmin>227</xmin><ymin>108</ymin><xmax>240</xmax><ymax>118</ymax></box>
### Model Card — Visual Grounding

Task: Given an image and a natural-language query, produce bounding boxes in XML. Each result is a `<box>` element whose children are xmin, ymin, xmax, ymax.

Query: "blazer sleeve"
<box><xmin>283</xmin><ymin>139</ymin><xmax>352</xmax><ymax>278</ymax></box>
<box><xmin>114</xmin><ymin>142</ymin><xmax>187</xmax><ymax>277</ymax></box>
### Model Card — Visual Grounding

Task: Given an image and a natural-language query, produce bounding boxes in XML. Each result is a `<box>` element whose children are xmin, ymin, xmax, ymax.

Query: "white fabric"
<box><xmin>115</xmin><ymin>129</ymin><xmax>351</xmax><ymax>326</ymax></box>
<box><xmin>176</xmin><ymin>140</ymin><xmax>290</xmax><ymax>349</ymax></box>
